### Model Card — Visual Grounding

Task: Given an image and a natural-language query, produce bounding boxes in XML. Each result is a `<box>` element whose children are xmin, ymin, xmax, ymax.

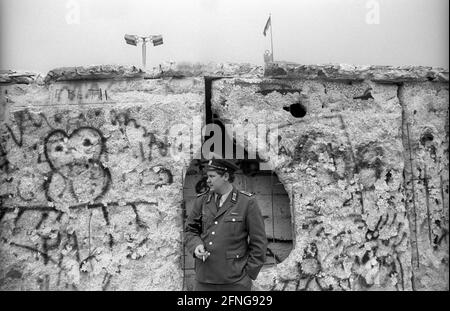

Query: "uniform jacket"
<box><xmin>185</xmin><ymin>185</ymin><xmax>267</xmax><ymax>284</ymax></box>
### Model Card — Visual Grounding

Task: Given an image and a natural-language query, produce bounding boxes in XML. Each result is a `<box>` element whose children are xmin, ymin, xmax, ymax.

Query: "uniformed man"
<box><xmin>185</xmin><ymin>158</ymin><xmax>268</xmax><ymax>291</ymax></box>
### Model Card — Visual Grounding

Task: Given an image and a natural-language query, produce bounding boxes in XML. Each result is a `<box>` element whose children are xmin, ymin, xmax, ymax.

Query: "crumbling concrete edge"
<box><xmin>0</xmin><ymin>70</ymin><xmax>45</xmax><ymax>85</ymax></box>
<box><xmin>265</xmin><ymin>62</ymin><xmax>449</xmax><ymax>83</ymax></box>
<box><xmin>4</xmin><ymin>61</ymin><xmax>447</xmax><ymax>86</ymax></box>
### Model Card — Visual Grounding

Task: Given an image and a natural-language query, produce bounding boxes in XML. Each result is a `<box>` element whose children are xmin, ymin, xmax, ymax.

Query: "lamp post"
<box><xmin>124</xmin><ymin>34</ymin><xmax>163</xmax><ymax>69</ymax></box>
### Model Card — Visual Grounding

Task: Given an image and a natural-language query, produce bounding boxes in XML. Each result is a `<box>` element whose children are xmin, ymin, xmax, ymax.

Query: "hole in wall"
<box><xmin>187</xmin><ymin>80</ymin><xmax>294</xmax><ymax>289</ymax></box>
<box><xmin>181</xmin><ymin>113</ymin><xmax>294</xmax><ymax>290</ymax></box>
<box><xmin>182</xmin><ymin>158</ymin><xmax>293</xmax><ymax>290</ymax></box>
<box><xmin>83</xmin><ymin>138</ymin><xmax>92</xmax><ymax>147</ymax></box>
<box><xmin>283</xmin><ymin>102</ymin><xmax>307</xmax><ymax>118</ymax></box>
<box><xmin>182</xmin><ymin>118</ymin><xmax>294</xmax><ymax>288</ymax></box>
<box><xmin>420</xmin><ymin>131</ymin><xmax>434</xmax><ymax>145</ymax></box>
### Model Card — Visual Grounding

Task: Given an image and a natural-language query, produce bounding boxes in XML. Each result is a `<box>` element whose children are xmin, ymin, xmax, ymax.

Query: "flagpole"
<box><xmin>142</xmin><ymin>39</ymin><xmax>147</xmax><ymax>69</ymax></box>
<box><xmin>269</xmin><ymin>13</ymin><xmax>274</xmax><ymax>61</ymax></box>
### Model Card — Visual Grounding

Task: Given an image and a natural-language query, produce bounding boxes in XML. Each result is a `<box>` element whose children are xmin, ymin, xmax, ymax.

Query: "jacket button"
<box><xmin>209</xmin><ymin>242</ymin><xmax>213</xmax><ymax>245</ymax></box>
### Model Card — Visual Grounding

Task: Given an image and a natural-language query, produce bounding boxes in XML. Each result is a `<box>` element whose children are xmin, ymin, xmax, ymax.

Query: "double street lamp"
<box><xmin>124</xmin><ymin>34</ymin><xmax>163</xmax><ymax>69</ymax></box>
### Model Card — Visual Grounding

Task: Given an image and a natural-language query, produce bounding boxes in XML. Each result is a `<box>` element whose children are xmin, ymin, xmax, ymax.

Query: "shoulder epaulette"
<box><xmin>197</xmin><ymin>190</ymin><xmax>209</xmax><ymax>197</ymax></box>
<box><xmin>240</xmin><ymin>190</ymin><xmax>254</xmax><ymax>197</ymax></box>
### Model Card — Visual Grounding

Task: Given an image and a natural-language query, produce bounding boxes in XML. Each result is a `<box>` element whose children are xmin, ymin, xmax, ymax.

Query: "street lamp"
<box><xmin>124</xmin><ymin>34</ymin><xmax>163</xmax><ymax>69</ymax></box>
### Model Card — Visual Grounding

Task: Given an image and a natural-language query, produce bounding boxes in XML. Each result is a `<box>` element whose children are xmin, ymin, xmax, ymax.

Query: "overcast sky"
<box><xmin>0</xmin><ymin>0</ymin><xmax>448</xmax><ymax>74</ymax></box>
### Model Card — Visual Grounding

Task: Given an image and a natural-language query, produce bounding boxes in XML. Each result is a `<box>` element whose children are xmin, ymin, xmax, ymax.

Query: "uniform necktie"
<box><xmin>215</xmin><ymin>194</ymin><xmax>222</xmax><ymax>209</ymax></box>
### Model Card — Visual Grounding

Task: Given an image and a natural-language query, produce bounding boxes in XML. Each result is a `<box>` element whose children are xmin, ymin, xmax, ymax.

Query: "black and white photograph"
<box><xmin>0</xmin><ymin>0</ymin><xmax>448</xmax><ymax>299</ymax></box>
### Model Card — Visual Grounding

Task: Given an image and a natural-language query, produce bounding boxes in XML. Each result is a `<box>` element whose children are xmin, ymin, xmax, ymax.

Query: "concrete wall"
<box><xmin>0</xmin><ymin>62</ymin><xmax>448</xmax><ymax>291</ymax></box>
<box><xmin>212</xmin><ymin>63</ymin><xmax>449</xmax><ymax>291</ymax></box>
<box><xmin>0</xmin><ymin>65</ymin><xmax>205</xmax><ymax>290</ymax></box>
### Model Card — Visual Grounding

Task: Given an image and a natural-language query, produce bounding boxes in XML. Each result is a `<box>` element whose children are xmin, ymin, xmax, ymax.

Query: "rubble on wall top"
<box><xmin>143</xmin><ymin>62</ymin><xmax>265</xmax><ymax>79</ymax></box>
<box><xmin>265</xmin><ymin>62</ymin><xmax>449</xmax><ymax>83</ymax></box>
<box><xmin>1</xmin><ymin>62</ymin><xmax>448</xmax><ymax>85</ymax></box>
<box><xmin>5</xmin><ymin>63</ymin><xmax>264</xmax><ymax>84</ymax></box>
<box><xmin>0</xmin><ymin>70</ymin><xmax>45</xmax><ymax>85</ymax></box>
<box><xmin>44</xmin><ymin>65</ymin><xmax>146</xmax><ymax>83</ymax></box>
<box><xmin>42</xmin><ymin>62</ymin><xmax>263</xmax><ymax>83</ymax></box>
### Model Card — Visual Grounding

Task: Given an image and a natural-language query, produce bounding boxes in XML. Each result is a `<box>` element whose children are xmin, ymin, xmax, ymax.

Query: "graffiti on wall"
<box><xmin>109</xmin><ymin>109</ymin><xmax>170</xmax><ymax>162</ymax></box>
<box><xmin>268</xmin><ymin>114</ymin><xmax>412</xmax><ymax>291</ymax></box>
<box><xmin>0</xmin><ymin>200</ymin><xmax>158</xmax><ymax>290</ymax></box>
<box><xmin>43</xmin><ymin>127</ymin><xmax>111</xmax><ymax>204</ymax></box>
<box><xmin>50</xmin><ymin>81</ymin><xmax>114</xmax><ymax>105</ymax></box>
<box><xmin>0</xmin><ymin>107</ymin><xmax>176</xmax><ymax>290</ymax></box>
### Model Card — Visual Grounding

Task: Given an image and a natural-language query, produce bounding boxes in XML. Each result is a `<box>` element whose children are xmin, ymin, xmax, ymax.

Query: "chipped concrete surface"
<box><xmin>0</xmin><ymin>72</ymin><xmax>204</xmax><ymax>290</ymax></box>
<box><xmin>212</xmin><ymin>64</ymin><xmax>448</xmax><ymax>291</ymax></box>
<box><xmin>0</xmin><ymin>63</ymin><xmax>448</xmax><ymax>290</ymax></box>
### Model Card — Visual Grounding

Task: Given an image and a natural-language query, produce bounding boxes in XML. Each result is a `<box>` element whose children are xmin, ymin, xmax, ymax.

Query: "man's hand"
<box><xmin>194</xmin><ymin>244</ymin><xmax>210</xmax><ymax>261</ymax></box>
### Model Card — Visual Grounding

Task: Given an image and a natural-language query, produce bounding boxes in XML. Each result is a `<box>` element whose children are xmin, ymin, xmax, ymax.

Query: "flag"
<box><xmin>263</xmin><ymin>16</ymin><xmax>271</xmax><ymax>36</ymax></box>
<box><xmin>152</xmin><ymin>35</ymin><xmax>163</xmax><ymax>46</ymax></box>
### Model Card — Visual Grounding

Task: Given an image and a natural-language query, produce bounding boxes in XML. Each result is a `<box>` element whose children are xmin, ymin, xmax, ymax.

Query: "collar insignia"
<box><xmin>231</xmin><ymin>191</ymin><xmax>237</xmax><ymax>203</ymax></box>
